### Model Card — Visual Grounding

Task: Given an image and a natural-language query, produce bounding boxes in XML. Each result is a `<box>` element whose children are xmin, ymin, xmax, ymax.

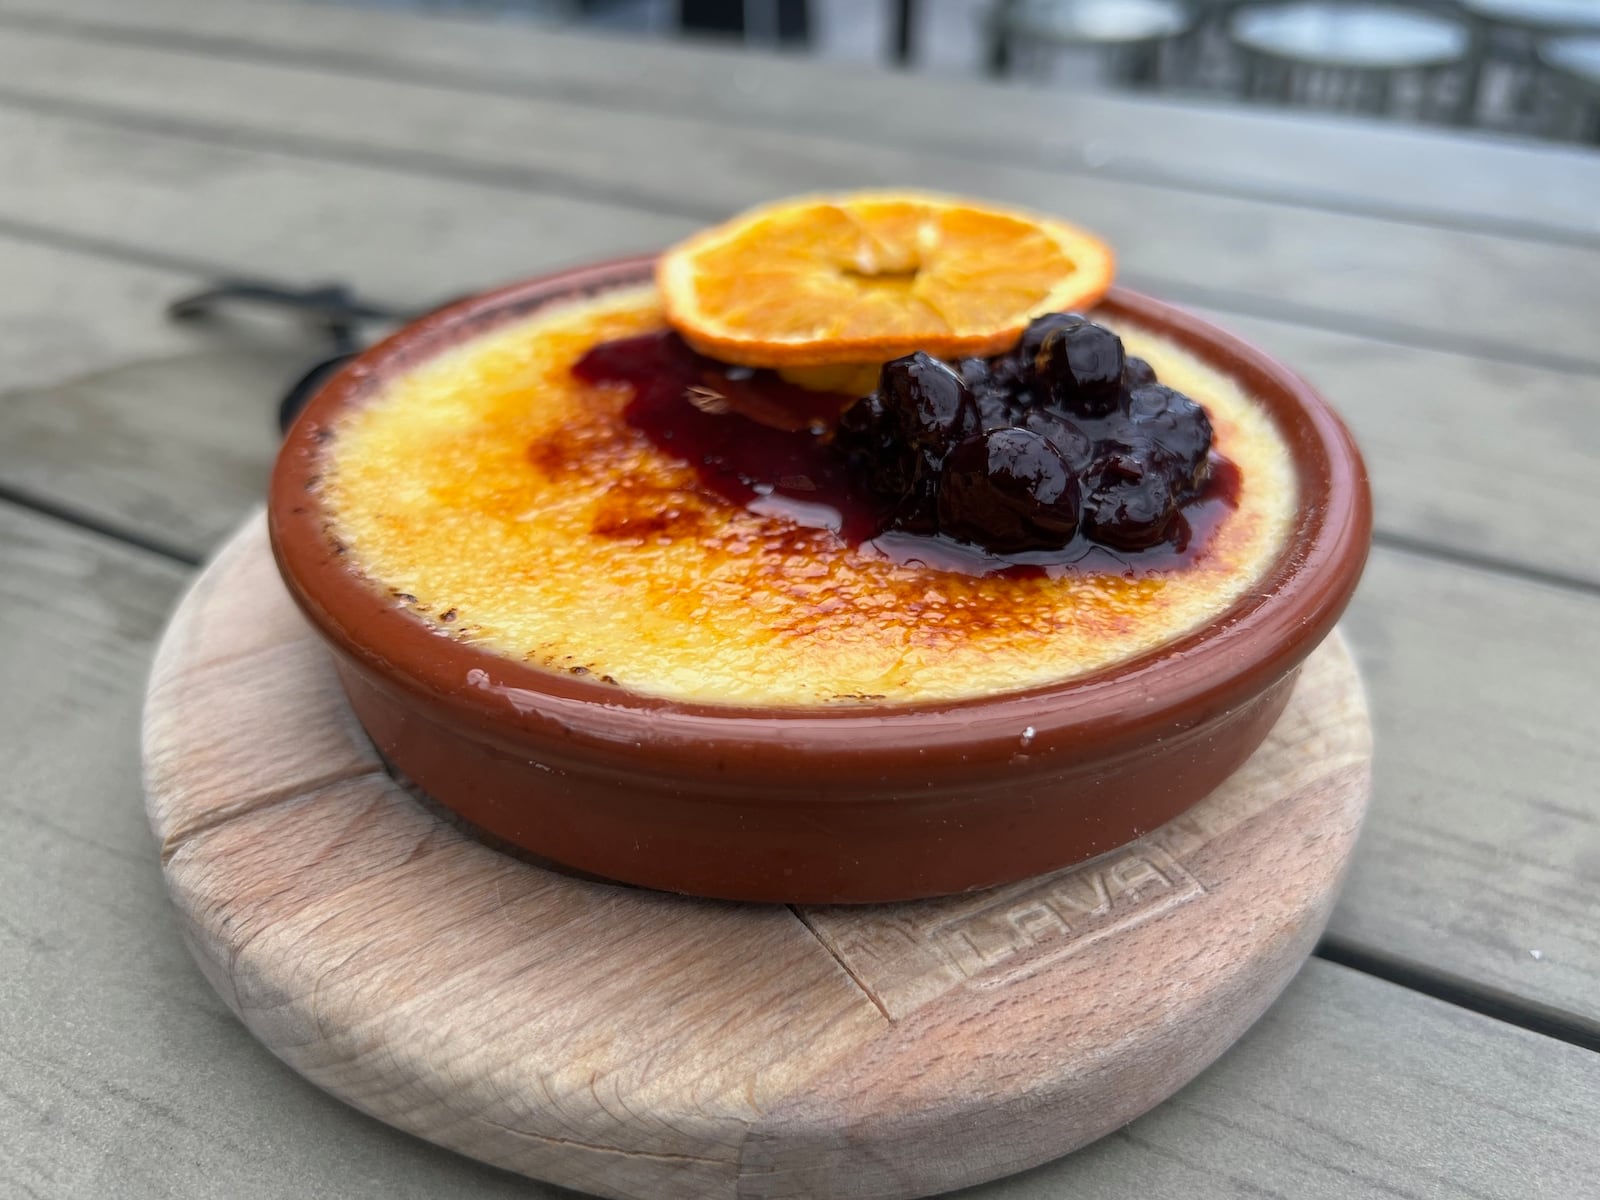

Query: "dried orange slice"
<box><xmin>657</xmin><ymin>191</ymin><xmax>1115</xmax><ymax>369</ymax></box>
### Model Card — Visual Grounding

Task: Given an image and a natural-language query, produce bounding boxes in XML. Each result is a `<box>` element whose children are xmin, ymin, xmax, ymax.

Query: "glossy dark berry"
<box><xmin>1122</xmin><ymin>356</ymin><xmax>1157</xmax><ymax>389</ymax></box>
<box><xmin>1017</xmin><ymin>312</ymin><xmax>1083</xmax><ymax>369</ymax></box>
<box><xmin>1124</xmin><ymin>384</ymin><xmax>1212</xmax><ymax>489</ymax></box>
<box><xmin>1015</xmin><ymin>409</ymin><xmax>1094</xmax><ymax>473</ymax></box>
<box><xmin>878</xmin><ymin>351</ymin><xmax>981</xmax><ymax>451</ymax></box>
<box><xmin>953</xmin><ymin>356</ymin><xmax>1016</xmax><ymax>430</ymax></box>
<box><xmin>835</xmin><ymin>389</ymin><xmax>884</xmax><ymax>444</ymax></box>
<box><xmin>937</xmin><ymin>428</ymin><xmax>1081</xmax><ymax>552</ymax></box>
<box><xmin>890</xmin><ymin>450</ymin><xmax>945</xmax><ymax>534</ymax></box>
<box><xmin>1083</xmin><ymin>443</ymin><xmax>1181</xmax><ymax>550</ymax></box>
<box><xmin>1018</xmin><ymin>313</ymin><xmax>1125</xmax><ymax>418</ymax></box>
<box><xmin>985</xmin><ymin>349</ymin><xmax>1028</xmax><ymax>393</ymax></box>
<box><xmin>974</xmin><ymin>384</ymin><xmax>1020</xmax><ymax>431</ymax></box>
<box><xmin>834</xmin><ymin>391</ymin><xmax>919</xmax><ymax>502</ymax></box>
<box><xmin>956</xmin><ymin>357</ymin><xmax>991</xmax><ymax>388</ymax></box>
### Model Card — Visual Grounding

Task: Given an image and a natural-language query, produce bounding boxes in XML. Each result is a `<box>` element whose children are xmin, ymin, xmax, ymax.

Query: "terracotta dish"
<box><xmin>268</xmin><ymin>256</ymin><xmax>1371</xmax><ymax>903</ymax></box>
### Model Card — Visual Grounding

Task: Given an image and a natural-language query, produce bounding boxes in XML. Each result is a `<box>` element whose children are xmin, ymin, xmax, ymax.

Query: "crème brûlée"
<box><xmin>321</xmin><ymin>286</ymin><xmax>1297</xmax><ymax>708</ymax></box>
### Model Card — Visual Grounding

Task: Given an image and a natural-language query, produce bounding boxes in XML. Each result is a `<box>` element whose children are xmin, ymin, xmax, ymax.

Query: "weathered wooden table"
<box><xmin>2</xmin><ymin>1</ymin><xmax>1597</xmax><ymax>1195</ymax></box>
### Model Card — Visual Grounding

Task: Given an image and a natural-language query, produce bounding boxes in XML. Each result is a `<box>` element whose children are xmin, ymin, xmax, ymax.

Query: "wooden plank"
<box><xmin>0</xmin><ymin>27</ymin><xmax>1598</xmax><ymax>370</ymax></box>
<box><xmin>1332</xmin><ymin>547</ymin><xmax>1600</xmax><ymax>1037</ymax></box>
<box><xmin>1045</xmin><ymin>959</ymin><xmax>1600</xmax><ymax>1200</ymax></box>
<box><xmin>0</xmin><ymin>504</ymin><xmax>550</xmax><ymax>1199</ymax></box>
<box><xmin>4</xmin><ymin>0</ymin><xmax>1599</xmax><ymax>245</ymax></box>
<box><xmin>4</xmin><ymin>505</ymin><xmax>1597</xmax><ymax>1198</ymax></box>
<box><xmin>0</xmin><ymin>235</ymin><xmax>328</xmax><ymax>557</ymax></box>
<box><xmin>1195</xmin><ymin>308</ymin><xmax>1600</xmax><ymax>587</ymax></box>
<box><xmin>0</xmin><ymin>349</ymin><xmax>301</xmax><ymax>561</ymax></box>
<box><xmin>3</xmin><ymin>112</ymin><xmax>1596</xmax><ymax>585</ymax></box>
<box><xmin>0</xmin><ymin>235</ymin><xmax>221</xmax><ymax>393</ymax></box>
<box><xmin>0</xmin><ymin>104</ymin><xmax>698</xmax><ymax>310</ymax></box>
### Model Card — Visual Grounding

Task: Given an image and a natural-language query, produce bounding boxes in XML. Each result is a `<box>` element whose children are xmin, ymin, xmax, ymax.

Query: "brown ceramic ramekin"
<box><xmin>268</xmin><ymin>257</ymin><xmax>1371</xmax><ymax>904</ymax></box>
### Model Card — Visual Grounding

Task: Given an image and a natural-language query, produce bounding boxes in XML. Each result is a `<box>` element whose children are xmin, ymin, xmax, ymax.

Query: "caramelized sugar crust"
<box><xmin>323</xmin><ymin>289</ymin><xmax>1296</xmax><ymax>706</ymax></box>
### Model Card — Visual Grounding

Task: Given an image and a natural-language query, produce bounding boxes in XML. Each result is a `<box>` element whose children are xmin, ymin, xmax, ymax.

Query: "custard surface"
<box><xmin>324</xmin><ymin>289</ymin><xmax>1296</xmax><ymax>706</ymax></box>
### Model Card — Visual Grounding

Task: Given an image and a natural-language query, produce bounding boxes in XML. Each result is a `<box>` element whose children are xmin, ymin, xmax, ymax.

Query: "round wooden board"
<box><xmin>143</xmin><ymin>516</ymin><xmax>1372</xmax><ymax>1200</ymax></box>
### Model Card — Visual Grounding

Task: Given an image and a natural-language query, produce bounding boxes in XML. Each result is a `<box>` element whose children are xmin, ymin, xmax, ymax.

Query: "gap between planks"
<box><xmin>1370</xmin><ymin>531</ymin><xmax>1600</xmax><ymax>602</ymax></box>
<box><xmin>0</xmin><ymin>480</ymin><xmax>203</xmax><ymax>566</ymax></box>
<box><xmin>1317</xmin><ymin>936</ymin><xmax>1600</xmax><ymax>1054</ymax></box>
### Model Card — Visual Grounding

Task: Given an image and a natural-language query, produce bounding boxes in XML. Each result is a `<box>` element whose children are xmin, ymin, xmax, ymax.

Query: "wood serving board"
<box><xmin>142</xmin><ymin>516</ymin><xmax>1373</xmax><ymax>1200</ymax></box>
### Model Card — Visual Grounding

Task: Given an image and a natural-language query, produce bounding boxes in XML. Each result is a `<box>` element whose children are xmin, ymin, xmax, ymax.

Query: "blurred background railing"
<box><xmin>295</xmin><ymin>0</ymin><xmax>1600</xmax><ymax>145</ymax></box>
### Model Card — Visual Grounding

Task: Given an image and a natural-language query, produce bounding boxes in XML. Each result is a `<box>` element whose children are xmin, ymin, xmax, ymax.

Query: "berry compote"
<box><xmin>573</xmin><ymin>313</ymin><xmax>1238</xmax><ymax>578</ymax></box>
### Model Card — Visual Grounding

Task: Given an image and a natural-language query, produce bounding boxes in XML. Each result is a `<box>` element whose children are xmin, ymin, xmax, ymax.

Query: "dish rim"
<box><xmin>267</xmin><ymin>255</ymin><xmax>1371</xmax><ymax>779</ymax></box>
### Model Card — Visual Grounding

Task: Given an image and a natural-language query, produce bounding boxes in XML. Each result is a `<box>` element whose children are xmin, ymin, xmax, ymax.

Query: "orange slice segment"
<box><xmin>657</xmin><ymin>192</ymin><xmax>1115</xmax><ymax>369</ymax></box>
